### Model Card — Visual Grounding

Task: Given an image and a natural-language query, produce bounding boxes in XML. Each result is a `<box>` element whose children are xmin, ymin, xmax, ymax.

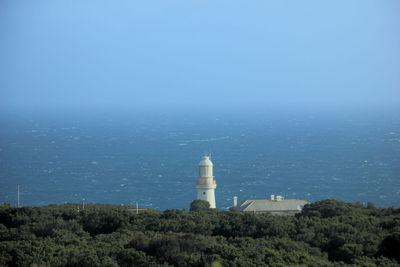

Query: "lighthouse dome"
<box><xmin>199</xmin><ymin>156</ymin><xmax>213</xmax><ymax>166</ymax></box>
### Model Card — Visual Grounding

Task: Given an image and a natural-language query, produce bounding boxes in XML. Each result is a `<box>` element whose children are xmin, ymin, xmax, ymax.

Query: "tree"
<box><xmin>376</xmin><ymin>233</ymin><xmax>400</xmax><ymax>262</ymax></box>
<box><xmin>1</xmin><ymin>201</ymin><xmax>400</xmax><ymax>266</ymax></box>
<box><xmin>190</xmin><ymin>200</ymin><xmax>210</xmax><ymax>211</ymax></box>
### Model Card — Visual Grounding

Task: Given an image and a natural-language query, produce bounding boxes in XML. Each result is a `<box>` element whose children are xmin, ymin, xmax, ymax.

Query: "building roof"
<box><xmin>233</xmin><ymin>199</ymin><xmax>310</xmax><ymax>213</ymax></box>
<box><xmin>199</xmin><ymin>156</ymin><xmax>213</xmax><ymax>166</ymax></box>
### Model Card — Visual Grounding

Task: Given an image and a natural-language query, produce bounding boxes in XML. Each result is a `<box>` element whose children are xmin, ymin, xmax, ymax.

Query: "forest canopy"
<box><xmin>0</xmin><ymin>200</ymin><xmax>399</xmax><ymax>266</ymax></box>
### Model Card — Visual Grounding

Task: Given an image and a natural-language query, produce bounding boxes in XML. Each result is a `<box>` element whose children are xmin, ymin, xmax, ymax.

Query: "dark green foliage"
<box><xmin>299</xmin><ymin>199</ymin><xmax>361</xmax><ymax>218</ymax></box>
<box><xmin>0</xmin><ymin>200</ymin><xmax>399</xmax><ymax>266</ymax></box>
<box><xmin>189</xmin><ymin>200</ymin><xmax>210</xmax><ymax>211</ymax></box>
<box><xmin>376</xmin><ymin>233</ymin><xmax>400</xmax><ymax>262</ymax></box>
<box><xmin>80</xmin><ymin>209</ymin><xmax>128</xmax><ymax>235</ymax></box>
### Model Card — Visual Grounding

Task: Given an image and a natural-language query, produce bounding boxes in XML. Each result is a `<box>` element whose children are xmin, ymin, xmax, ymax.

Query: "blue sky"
<box><xmin>1</xmin><ymin>0</ymin><xmax>399</xmax><ymax>112</ymax></box>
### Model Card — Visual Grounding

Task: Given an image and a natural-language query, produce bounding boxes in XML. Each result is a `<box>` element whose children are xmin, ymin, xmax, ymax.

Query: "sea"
<box><xmin>1</xmin><ymin>108</ymin><xmax>399</xmax><ymax>210</ymax></box>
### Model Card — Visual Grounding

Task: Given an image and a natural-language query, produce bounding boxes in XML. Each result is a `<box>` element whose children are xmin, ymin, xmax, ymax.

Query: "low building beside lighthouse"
<box><xmin>231</xmin><ymin>195</ymin><xmax>309</xmax><ymax>215</ymax></box>
<box><xmin>196</xmin><ymin>156</ymin><xmax>217</xmax><ymax>208</ymax></box>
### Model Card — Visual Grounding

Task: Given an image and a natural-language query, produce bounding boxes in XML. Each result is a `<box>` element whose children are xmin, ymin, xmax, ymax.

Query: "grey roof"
<box><xmin>234</xmin><ymin>199</ymin><xmax>310</xmax><ymax>213</ymax></box>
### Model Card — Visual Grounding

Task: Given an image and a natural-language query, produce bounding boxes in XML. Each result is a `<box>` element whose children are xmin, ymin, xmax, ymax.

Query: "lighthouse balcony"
<box><xmin>196</xmin><ymin>179</ymin><xmax>216</xmax><ymax>185</ymax></box>
<box><xmin>196</xmin><ymin>180</ymin><xmax>217</xmax><ymax>189</ymax></box>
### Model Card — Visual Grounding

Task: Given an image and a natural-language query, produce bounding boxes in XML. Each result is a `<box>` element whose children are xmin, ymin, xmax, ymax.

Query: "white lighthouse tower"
<box><xmin>196</xmin><ymin>156</ymin><xmax>217</xmax><ymax>208</ymax></box>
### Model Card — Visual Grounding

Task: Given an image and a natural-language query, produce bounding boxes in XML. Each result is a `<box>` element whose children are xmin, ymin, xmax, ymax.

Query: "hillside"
<box><xmin>0</xmin><ymin>200</ymin><xmax>399</xmax><ymax>266</ymax></box>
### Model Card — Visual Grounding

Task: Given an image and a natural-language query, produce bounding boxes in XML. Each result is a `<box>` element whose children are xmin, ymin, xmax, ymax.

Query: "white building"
<box><xmin>196</xmin><ymin>156</ymin><xmax>217</xmax><ymax>208</ymax></box>
<box><xmin>231</xmin><ymin>195</ymin><xmax>309</xmax><ymax>215</ymax></box>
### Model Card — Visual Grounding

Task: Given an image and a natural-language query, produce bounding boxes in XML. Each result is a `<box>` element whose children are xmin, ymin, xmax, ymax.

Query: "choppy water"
<box><xmin>1</xmin><ymin>109</ymin><xmax>399</xmax><ymax>210</ymax></box>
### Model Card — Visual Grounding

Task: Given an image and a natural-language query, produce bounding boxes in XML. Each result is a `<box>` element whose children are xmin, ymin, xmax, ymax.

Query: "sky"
<box><xmin>0</xmin><ymin>0</ymin><xmax>399</xmax><ymax>112</ymax></box>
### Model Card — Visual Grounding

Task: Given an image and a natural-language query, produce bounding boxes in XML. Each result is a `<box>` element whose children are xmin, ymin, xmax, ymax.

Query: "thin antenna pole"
<box><xmin>136</xmin><ymin>201</ymin><xmax>138</xmax><ymax>214</ymax></box>
<box><xmin>17</xmin><ymin>185</ymin><xmax>20</xmax><ymax>208</ymax></box>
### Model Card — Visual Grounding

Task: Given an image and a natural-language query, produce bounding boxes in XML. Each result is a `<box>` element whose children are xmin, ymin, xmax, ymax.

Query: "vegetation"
<box><xmin>189</xmin><ymin>200</ymin><xmax>210</xmax><ymax>211</ymax></box>
<box><xmin>0</xmin><ymin>200</ymin><xmax>399</xmax><ymax>266</ymax></box>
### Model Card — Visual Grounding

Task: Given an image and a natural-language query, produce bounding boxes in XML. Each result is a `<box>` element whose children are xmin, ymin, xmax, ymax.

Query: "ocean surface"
<box><xmin>1</xmin><ymin>109</ymin><xmax>399</xmax><ymax>210</ymax></box>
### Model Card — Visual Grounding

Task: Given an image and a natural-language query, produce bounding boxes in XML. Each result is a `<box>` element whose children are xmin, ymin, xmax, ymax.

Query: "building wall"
<box><xmin>197</xmin><ymin>187</ymin><xmax>216</xmax><ymax>208</ymax></box>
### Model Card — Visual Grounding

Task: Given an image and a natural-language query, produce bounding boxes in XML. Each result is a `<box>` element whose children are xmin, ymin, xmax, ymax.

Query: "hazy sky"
<box><xmin>1</xmin><ymin>0</ymin><xmax>399</xmax><ymax>112</ymax></box>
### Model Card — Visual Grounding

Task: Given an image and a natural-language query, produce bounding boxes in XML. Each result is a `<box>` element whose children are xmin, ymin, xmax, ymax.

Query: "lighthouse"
<box><xmin>196</xmin><ymin>156</ymin><xmax>217</xmax><ymax>208</ymax></box>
